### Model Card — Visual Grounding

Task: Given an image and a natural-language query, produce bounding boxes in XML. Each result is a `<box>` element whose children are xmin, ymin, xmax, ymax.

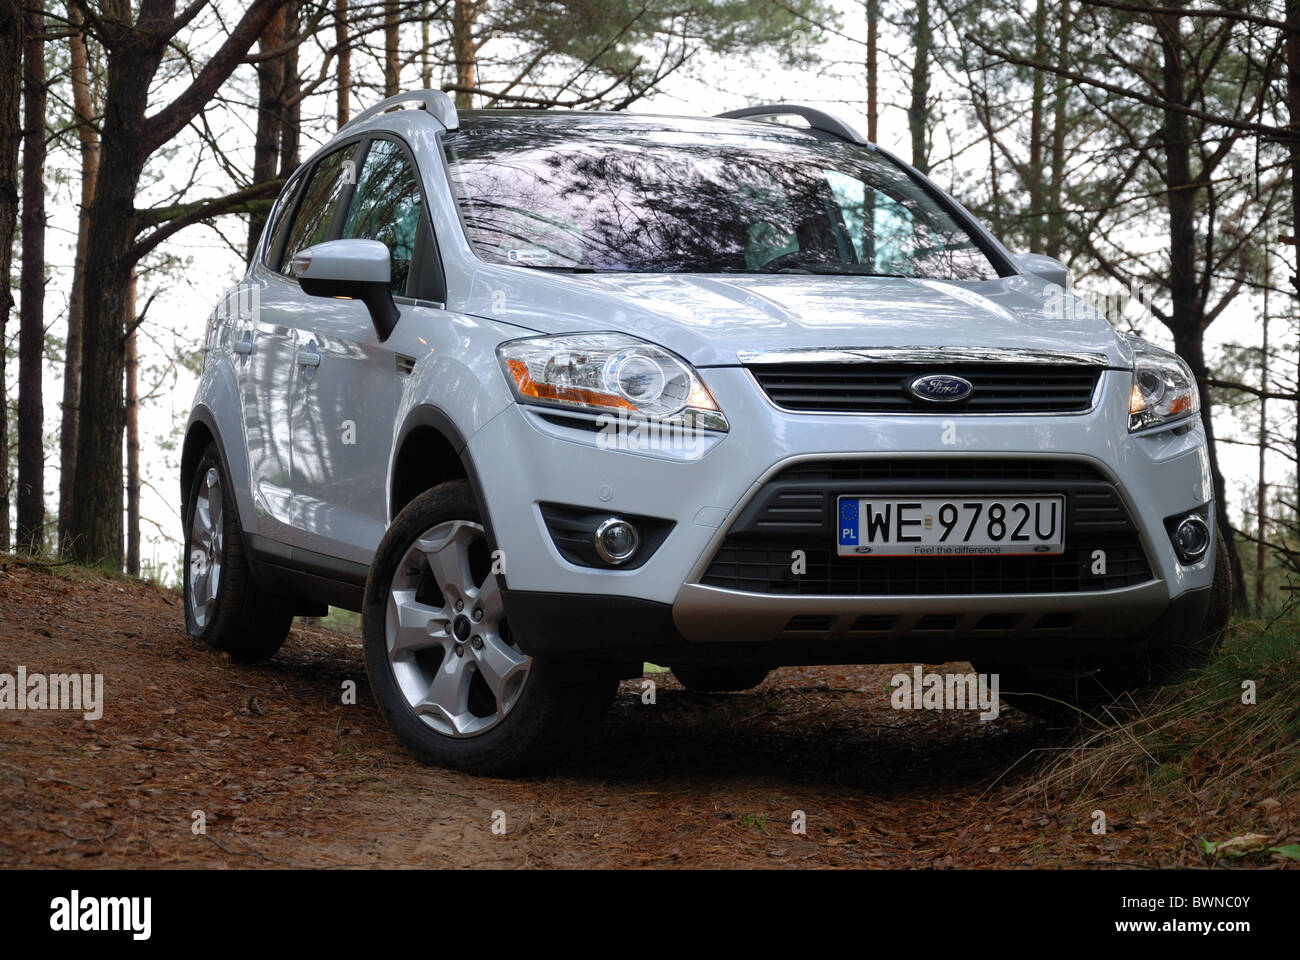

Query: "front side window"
<box><xmin>342</xmin><ymin>138</ymin><xmax>425</xmax><ymax>294</ymax></box>
<box><xmin>260</xmin><ymin>172</ymin><xmax>305</xmax><ymax>269</ymax></box>
<box><xmin>279</xmin><ymin>145</ymin><xmax>354</xmax><ymax>275</ymax></box>
<box><xmin>443</xmin><ymin>117</ymin><xmax>1000</xmax><ymax>280</ymax></box>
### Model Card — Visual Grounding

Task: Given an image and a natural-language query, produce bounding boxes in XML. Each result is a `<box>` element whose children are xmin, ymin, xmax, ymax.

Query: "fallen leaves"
<box><xmin>1</xmin><ymin>564</ymin><xmax>1296</xmax><ymax>870</ymax></box>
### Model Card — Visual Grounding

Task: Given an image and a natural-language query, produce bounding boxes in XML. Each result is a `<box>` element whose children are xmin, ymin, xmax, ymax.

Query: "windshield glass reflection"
<box><xmin>444</xmin><ymin>115</ymin><xmax>999</xmax><ymax>280</ymax></box>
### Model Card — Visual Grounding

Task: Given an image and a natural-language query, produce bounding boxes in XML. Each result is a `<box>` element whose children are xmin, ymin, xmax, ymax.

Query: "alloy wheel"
<box><xmin>385</xmin><ymin>520</ymin><xmax>531</xmax><ymax>738</ymax></box>
<box><xmin>188</xmin><ymin>466</ymin><xmax>224</xmax><ymax>629</ymax></box>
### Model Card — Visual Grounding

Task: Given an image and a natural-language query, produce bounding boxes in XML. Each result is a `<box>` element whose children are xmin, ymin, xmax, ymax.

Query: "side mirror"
<box><xmin>292</xmin><ymin>239</ymin><xmax>400</xmax><ymax>340</ymax></box>
<box><xmin>1014</xmin><ymin>252</ymin><xmax>1070</xmax><ymax>289</ymax></box>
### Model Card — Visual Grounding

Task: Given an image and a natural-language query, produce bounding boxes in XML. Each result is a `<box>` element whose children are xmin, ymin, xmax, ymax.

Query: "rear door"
<box><xmin>288</xmin><ymin>135</ymin><xmax>439</xmax><ymax>561</ymax></box>
<box><xmin>231</xmin><ymin>169</ymin><xmax>306</xmax><ymax>537</ymax></box>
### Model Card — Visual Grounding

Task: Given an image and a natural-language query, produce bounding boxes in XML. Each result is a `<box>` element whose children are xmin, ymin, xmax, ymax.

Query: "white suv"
<box><xmin>183</xmin><ymin>91</ymin><xmax>1229</xmax><ymax>775</ymax></box>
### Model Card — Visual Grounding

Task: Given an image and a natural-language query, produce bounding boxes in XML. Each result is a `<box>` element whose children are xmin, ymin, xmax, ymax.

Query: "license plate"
<box><xmin>836</xmin><ymin>495</ymin><xmax>1065</xmax><ymax>557</ymax></box>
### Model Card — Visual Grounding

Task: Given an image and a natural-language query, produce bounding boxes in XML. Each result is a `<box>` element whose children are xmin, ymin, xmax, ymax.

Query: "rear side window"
<box><xmin>342</xmin><ymin>138</ymin><xmax>425</xmax><ymax>294</ymax></box>
<box><xmin>279</xmin><ymin>146</ymin><xmax>355</xmax><ymax>275</ymax></box>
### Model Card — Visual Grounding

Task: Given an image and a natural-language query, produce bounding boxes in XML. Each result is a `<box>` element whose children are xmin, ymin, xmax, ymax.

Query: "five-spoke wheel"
<box><xmin>363</xmin><ymin>480</ymin><xmax>617</xmax><ymax>775</ymax></box>
<box><xmin>386</xmin><ymin>520</ymin><xmax>530</xmax><ymax>737</ymax></box>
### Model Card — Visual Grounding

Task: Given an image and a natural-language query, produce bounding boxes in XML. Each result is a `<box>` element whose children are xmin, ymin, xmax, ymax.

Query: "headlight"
<box><xmin>496</xmin><ymin>333</ymin><xmax>729</xmax><ymax>431</ymax></box>
<box><xmin>1127</xmin><ymin>338</ymin><xmax>1199</xmax><ymax>432</ymax></box>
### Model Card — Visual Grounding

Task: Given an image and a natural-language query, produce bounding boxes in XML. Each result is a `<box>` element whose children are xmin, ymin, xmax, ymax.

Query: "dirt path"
<box><xmin>0</xmin><ymin>564</ymin><xmax>1236</xmax><ymax>868</ymax></box>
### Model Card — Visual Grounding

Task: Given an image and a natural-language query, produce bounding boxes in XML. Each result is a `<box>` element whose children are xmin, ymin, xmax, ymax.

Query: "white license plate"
<box><xmin>836</xmin><ymin>495</ymin><xmax>1065</xmax><ymax>557</ymax></box>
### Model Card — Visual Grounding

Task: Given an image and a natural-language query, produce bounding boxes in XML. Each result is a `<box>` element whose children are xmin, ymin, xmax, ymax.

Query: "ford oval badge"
<box><xmin>908</xmin><ymin>374</ymin><xmax>974</xmax><ymax>403</ymax></box>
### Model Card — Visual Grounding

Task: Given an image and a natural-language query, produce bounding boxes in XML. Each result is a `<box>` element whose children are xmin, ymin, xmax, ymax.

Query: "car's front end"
<box><xmin>471</xmin><ymin>327</ymin><xmax>1215</xmax><ymax>672</ymax></box>
<box><xmin>435</xmin><ymin>111</ymin><xmax>1217</xmax><ymax>675</ymax></box>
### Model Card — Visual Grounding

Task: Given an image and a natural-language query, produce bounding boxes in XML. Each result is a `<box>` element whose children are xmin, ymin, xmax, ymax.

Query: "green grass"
<box><xmin>319</xmin><ymin>606</ymin><xmax>362</xmax><ymax>637</ymax></box>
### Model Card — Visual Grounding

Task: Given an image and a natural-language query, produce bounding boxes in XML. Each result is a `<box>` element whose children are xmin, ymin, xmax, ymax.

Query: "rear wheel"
<box><xmin>672</xmin><ymin>665</ymin><xmax>770</xmax><ymax>693</ymax></box>
<box><xmin>183</xmin><ymin>444</ymin><xmax>294</xmax><ymax>660</ymax></box>
<box><xmin>362</xmin><ymin>480</ymin><xmax>616</xmax><ymax>776</ymax></box>
<box><xmin>978</xmin><ymin>530</ymin><xmax>1233</xmax><ymax>725</ymax></box>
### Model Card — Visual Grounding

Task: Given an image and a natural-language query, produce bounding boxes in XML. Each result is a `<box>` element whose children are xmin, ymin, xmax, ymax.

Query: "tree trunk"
<box><xmin>1285</xmin><ymin>1</ymin><xmax>1300</xmax><ymax>579</ymax></box>
<box><xmin>67</xmin><ymin>27</ymin><xmax>163</xmax><ymax>566</ymax></box>
<box><xmin>0</xmin><ymin>0</ymin><xmax>19</xmax><ymax>552</ymax></box>
<box><xmin>1045</xmin><ymin>1</ymin><xmax>1072</xmax><ymax>260</ymax></box>
<box><xmin>125</xmin><ymin>269</ymin><xmax>138</xmax><ymax>576</ymax></box>
<box><xmin>1159</xmin><ymin>5</ymin><xmax>1245</xmax><ymax>608</ymax></box>
<box><xmin>451</xmin><ymin>0</ymin><xmax>480</xmax><ymax>110</ymax></box>
<box><xmin>866</xmin><ymin>0</ymin><xmax>877</xmax><ymax>142</ymax></box>
<box><xmin>65</xmin><ymin>0</ymin><xmax>289</xmax><ymax>567</ymax></box>
<box><xmin>1027</xmin><ymin>0</ymin><xmax>1047</xmax><ymax>252</ymax></box>
<box><xmin>384</xmin><ymin>0</ymin><xmax>400</xmax><ymax>96</ymax></box>
<box><xmin>59</xmin><ymin>3</ymin><xmax>99</xmax><ymax>556</ymax></box>
<box><xmin>863</xmin><ymin>0</ymin><xmax>877</xmax><ymax>267</ymax></box>
<box><xmin>279</xmin><ymin>1</ymin><xmax>300</xmax><ymax>176</ymax></box>
<box><xmin>16</xmin><ymin>0</ymin><xmax>46</xmax><ymax>554</ymax></box>
<box><xmin>1256</xmin><ymin>274</ymin><xmax>1269</xmax><ymax>613</ymax></box>
<box><xmin>248</xmin><ymin>7</ymin><xmax>287</xmax><ymax>258</ymax></box>
<box><xmin>421</xmin><ymin>1</ymin><xmax>432</xmax><ymax>89</ymax></box>
<box><xmin>907</xmin><ymin>0</ymin><xmax>931</xmax><ymax>174</ymax></box>
<box><xmin>335</xmin><ymin>0</ymin><xmax>350</xmax><ymax>127</ymax></box>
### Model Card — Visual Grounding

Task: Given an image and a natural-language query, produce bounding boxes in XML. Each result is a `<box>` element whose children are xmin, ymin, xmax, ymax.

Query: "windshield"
<box><xmin>443</xmin><ymin>116</ymin><xmax>1001</xmax><ymax>280</ymax></box>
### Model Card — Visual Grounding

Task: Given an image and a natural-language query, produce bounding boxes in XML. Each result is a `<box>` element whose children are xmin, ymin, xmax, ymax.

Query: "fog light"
<box><xmin>594</xmin><ymin>517</ymin><xmax>639</xmax><ymax>565</ymax></box>
<box><xmin>1173</xmin><ymin>514</ymin><xmax>1210</xmax><ymax>564</ymax></box>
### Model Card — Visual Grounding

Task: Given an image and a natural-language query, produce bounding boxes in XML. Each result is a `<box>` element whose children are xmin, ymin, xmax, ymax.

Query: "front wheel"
<box><xmin>362</xmin><ymin>480</ymin><xmax>615</xmax><ymax>776</ymax></box>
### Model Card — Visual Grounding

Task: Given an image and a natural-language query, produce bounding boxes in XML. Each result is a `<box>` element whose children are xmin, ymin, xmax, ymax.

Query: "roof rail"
<box><xmin>340</xmin><ymin>89</ymin><xmax>459</xmax><ymax>135</ymax></box>
<box><xmin>715</xmin><ymin>104</ymin><xmax>868</xmax><ymax>146</ymax></box>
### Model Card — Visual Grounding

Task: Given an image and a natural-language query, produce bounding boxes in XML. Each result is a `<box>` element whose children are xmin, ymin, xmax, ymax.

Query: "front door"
<box><xmin>288</xmin><ymin>136</ymin><xmax>432</xmax><ymax>561</ymax></box>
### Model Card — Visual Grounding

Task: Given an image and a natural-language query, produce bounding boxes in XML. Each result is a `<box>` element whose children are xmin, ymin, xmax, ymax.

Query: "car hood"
<box><xmin>466</xmin><ymin>270</ymin><xmax>1129</xmax><ymax>368</ymax></box>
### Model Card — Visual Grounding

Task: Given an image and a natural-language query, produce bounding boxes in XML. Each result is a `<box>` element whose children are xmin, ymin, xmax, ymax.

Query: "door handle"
<box><xmin>232</xmin><ymin>330</ymin><xmax>254</xmax><ymax>355</ymax></box>
<box><xmin>297</xmin><ymin>343</ymin><xmax>321</xmax><ymax>367</ymax></box>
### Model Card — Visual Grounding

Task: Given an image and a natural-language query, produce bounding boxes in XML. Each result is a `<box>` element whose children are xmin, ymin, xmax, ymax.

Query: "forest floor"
<box><xmin>0</xmin><ymin>562</ymin><xmax>1294</xmax><ymax>869</ymax></box>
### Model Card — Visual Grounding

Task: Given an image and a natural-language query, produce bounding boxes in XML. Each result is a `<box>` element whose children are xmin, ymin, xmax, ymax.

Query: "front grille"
<box><xmin>749</xmin><ymin>362</ymin><xmax>1102</xmax><ymax>414</ymax></box>
<box><xmin>765</xmin><ymin>457</ymin><xmax>1110</xmax><ymax>489</ymax></box>
<box><xmin>700</xmin><ymin>458</ymin><xmax>1154</xmax><ymax>596</ymax></box>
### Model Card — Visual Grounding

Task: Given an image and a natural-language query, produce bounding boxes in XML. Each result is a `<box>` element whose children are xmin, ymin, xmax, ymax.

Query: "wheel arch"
<box><xmin>181</xmin><ymin>407</ymin><xmax>230</xmax><ymax>516</ymax></box>
<box><xmin>389</xmin><ymin>405</ymin><xmax>500</xmax><ymax>563</ymax></box>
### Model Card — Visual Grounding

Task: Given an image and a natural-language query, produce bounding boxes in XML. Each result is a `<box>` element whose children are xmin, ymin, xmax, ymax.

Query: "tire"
<box><xmin>977</xmin><ymin>530</ymin><xmax>1234</xmax><ymax>726</ymax></box>
<box><xmin>362</xmin><ymin>480</ymin><xmax>616</xmax><ymax>776</ymax></box>
<box><xmin>672</xmin><ymin>665</ymin><xmax>770</xmax><ymax>693</ymax></box>
<box><xmin>183</xmin><ymin>443</ymin><xmax>294</xmax><ymax>660</ymax></box>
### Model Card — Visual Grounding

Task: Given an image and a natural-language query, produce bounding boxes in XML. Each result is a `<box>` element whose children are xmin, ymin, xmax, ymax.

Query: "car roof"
<box><xmin>453</xmin><ymin>109</ymin><xmax>835</xmax><ymax>143</ymax></box>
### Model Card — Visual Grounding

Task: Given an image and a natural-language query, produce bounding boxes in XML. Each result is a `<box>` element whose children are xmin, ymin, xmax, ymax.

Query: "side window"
<box><xmin>279</xmin><ymin>145</ymin><xmax>354</xmax><ymax>275</ymax></box>
<box><xmin>261</xmin><ymin>173</ymin><xmax>305</xmax><ymax>269</ymax></box>
<box><xmin>825</xmin><ymin>168</ymin><xmax>952</xmax><ymax>278</ymax></box>
<box><xmin>342</xmin><ymin>138</ymin><xmax>426</xmax><ymax>295</ymax></box>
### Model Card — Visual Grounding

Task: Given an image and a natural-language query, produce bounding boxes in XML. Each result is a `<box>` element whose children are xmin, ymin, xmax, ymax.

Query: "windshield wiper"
<box><xmin>769</xmin><ymin>263</ymin><xmax>910</xmax><ymax>277</ymax></box>
<box><xmin>509</xmin><ymin>263</ymin><xmax>600</xmax><ymax>273</ymax></box>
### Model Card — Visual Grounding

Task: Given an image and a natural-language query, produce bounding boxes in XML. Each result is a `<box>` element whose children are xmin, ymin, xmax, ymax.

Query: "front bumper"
<box><xmin>504</xmin><ymin>584</ymin><xmax>1212</xmax><ymax>667</ymax></box>
<box><xmin>468</xmin><ymin>366</ymin><xmax>1216</xmax><ymax>663</ymax></box>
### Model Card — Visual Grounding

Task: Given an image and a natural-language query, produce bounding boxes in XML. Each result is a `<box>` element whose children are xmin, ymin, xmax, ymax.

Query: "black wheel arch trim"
<box><xmin>181</xmin><ymin>405</ymin><xmax>229</xmax><ymax>510</ymax></box>
<box><xmin>390</xmin><ymin>404</ymin><xmax>505</xmax><ymax>589</ymax></box>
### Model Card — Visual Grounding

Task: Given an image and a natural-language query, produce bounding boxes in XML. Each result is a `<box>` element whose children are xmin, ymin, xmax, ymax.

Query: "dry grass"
<box><xmin>1012</xmin><ymin>612</ymin><xmax>1300</xmax><ymax>863</ymax></box>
